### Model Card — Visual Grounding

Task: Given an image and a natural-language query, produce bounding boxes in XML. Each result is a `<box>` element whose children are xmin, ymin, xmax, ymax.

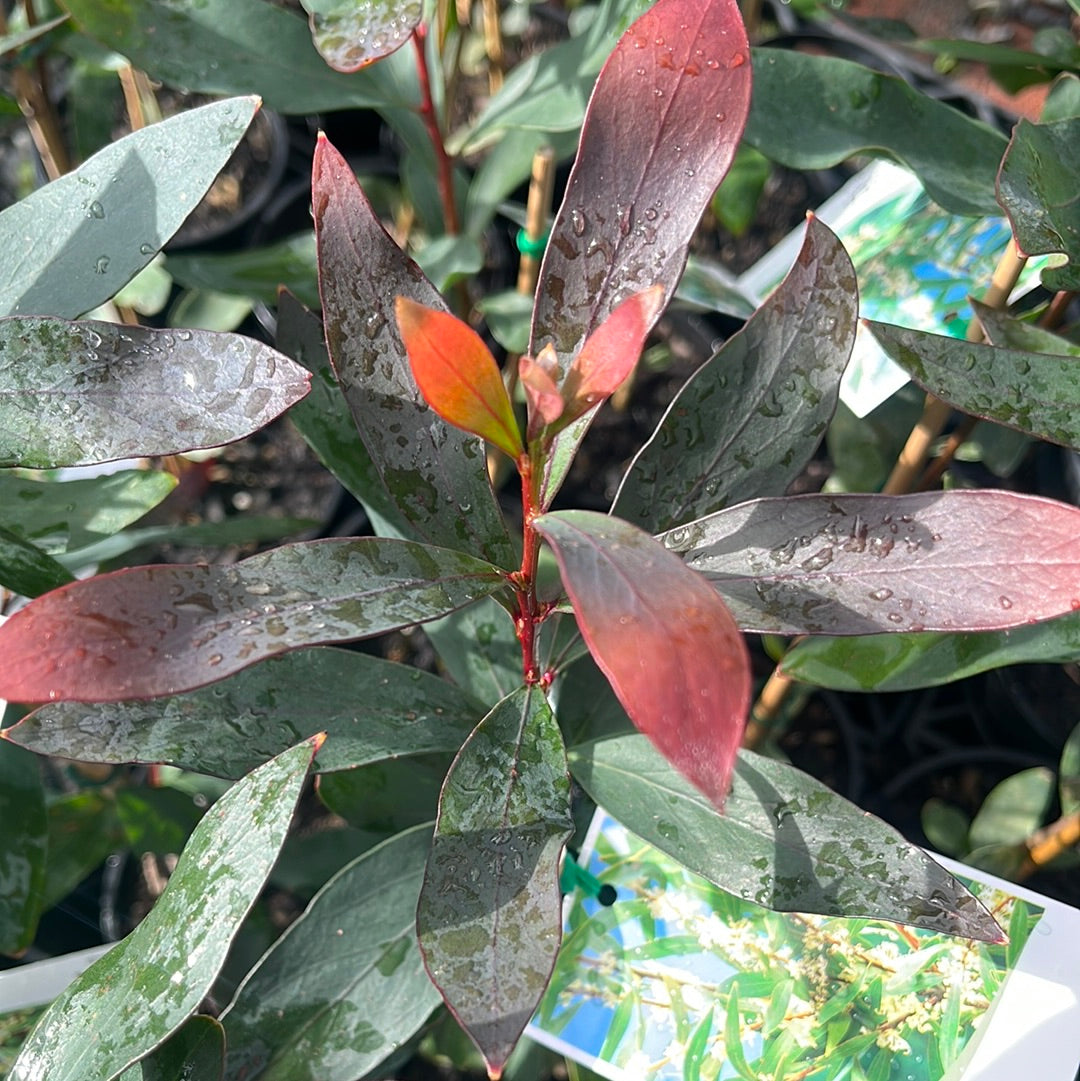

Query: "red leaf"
<box><xmin>560</xmin><ymin>285</ymin><xmax>665</xmax><ymax>425</ymax></box>
<box><xmin>396</xmin><ymin>298</ymin><xmax>523</xmax><ymax>461</ymax></box>
<box><xmin>518</xmin><ymin>346</ymin><xmax>564</xmax><ymax>437</ymax></box>
<box><xmin>534</xmin><ymin>510</ymin><xmax>750</xmax><ymax>810</ymax></box>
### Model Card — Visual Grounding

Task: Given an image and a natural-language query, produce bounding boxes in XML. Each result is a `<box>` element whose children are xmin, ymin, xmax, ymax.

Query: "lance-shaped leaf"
<box><xmin>534</xmin><ymin>510</ymin><xmax>750</xmax><ymax>810</ymax></box>
<box><xmin>61</xmin><ymin>0</ymin><xmax>410</xmax><ymax>115</ymax></box>
<box><xmin>0</xmin><ymin>317</ymin><xmax>310</xmax><ymax>468</ymax></box>
<box><xmin>568</xmin><ymin>734</ymin><xmax>1003</xmax><ymax>942</ymax></box>
<box><xmin>300</xmin><ymin>0</ymin><xmax>420</xmax><ymax>72</ymax></box>
<box><xmin>0</xmin><ymin>538</ymin><xmax>507</xmax><ymax>703</ymax></box>
<box><xmin>0</xmin><ymin>742</ymin><xmax>46</xmax><ymax>954</ymax></box>
<box><xmin>868</xmin><ymin>320</ymin><xmax>1080</xmax><ymax>452</ymax></box>
<box><xmin>781</xmin><ymin>610</ymin><xmax>1080</xmax><ymax>693</ymax></box>
<box><xmin>117</xmin><ymin>1016</ymin><xmax>225</xmax><ymax>1081</ymax></box>
<box><xmin>313</xmin><ymin>135</ymin><xmax>514</xmax><ymax>567</ymax></box>
<box><xmin>614</xmin><ymin>215</ymin><xmax>857</xmax><ymax>532</ymax></box>
<box><xmin>0</xmin><ymin>96</ymin><xmax>258</xmax><ymax>319</ymax></box>
<box><xmin>223</xmin><ymin>824</ymin><xmax>440</xmax><ymax>1081</ymax></box>
<box><xmin>998</xmin><ymin>116</ymin><xmax>1080</xmax><ymax>291</ymax></box>
<box><xmin>396</xmin><ymin>298</ymin><xmax>523</xmax><ymax>461</ymax></box>
<box><xmin>745</xmin><ymin>49</ymin><xmax>1006</xmax><ymax>217</ymax></box>
<box><xmin>417</xmin><ymin>686</ymin><xmax>573</xmax><ymax>1078</ymax></box>
<box><xmin>9</xmin><ymin>737</ymin><xmax>319</xmax><ymax>1081</ymax></box>
<box><xmin>5</xmin><ymin>647</ymin><xmax>482</xmax><ymax>777</ymax></box>
<box><xmin>659</xmin><ymin>490</ymin><xmax>1080</xmax><ymax>635</ymax></box>
<box><xmin>529</xmin><ymin>0</ymin><xmax>751</xmax><ymax>504</ymax></box>
<box><xmin>0</xmin><ymin>525</ymin><xmax>75</xmax><ymax>598</ymax></box>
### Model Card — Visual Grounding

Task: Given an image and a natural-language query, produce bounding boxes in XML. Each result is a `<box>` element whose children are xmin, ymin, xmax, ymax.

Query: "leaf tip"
<box><xmin>309</xmin><ymin>731</ymin><xmax>328</xmax><ymax>753</ymax></box>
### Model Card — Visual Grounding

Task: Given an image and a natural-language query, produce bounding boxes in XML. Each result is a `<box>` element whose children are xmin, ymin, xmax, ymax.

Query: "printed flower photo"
<box><xmin>530</xmin><ymin>812</ymin><xmax>1043</xmax><ymax>1081</ymax></box>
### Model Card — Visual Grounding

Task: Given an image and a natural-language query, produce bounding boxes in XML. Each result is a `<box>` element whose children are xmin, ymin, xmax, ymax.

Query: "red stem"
<box><xmin>512</xmin><ymin>456</ymin><xmax>546</xmax><ymax>684</ymax></box>
<box><xmin>411</xmin><ymin>25</ymin><xmax>460</xmax><ymax>236</ymax></box>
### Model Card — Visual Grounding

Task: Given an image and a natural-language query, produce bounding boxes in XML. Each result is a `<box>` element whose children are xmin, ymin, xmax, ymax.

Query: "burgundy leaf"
<box><xmin>0</xmin><ymin>539</ymin><xmax>507</xmax><ymax>703</ymax></box>
<box><xmin>312</xmin><ymin>135</ymin><xmax>514</xmax><ymax>568</ymax></box>
<box><xmin>534</xmin><ymin>510</ymin><xmax>750</xmax><ymax>810</ymax></box>
<box><xmin>660</xmin><ymin>491</ymin><xmax>1080</xmax><ymax>635</ymax></box>
<box><xmin>528</xmin><ymin>0</ymin><xmax>751</xmax><ymax>503</ymax></box>
<box><xmin>417</xmin><ymin>686</ymin><xmax>573</xmax><ymax>1078</ymax></box>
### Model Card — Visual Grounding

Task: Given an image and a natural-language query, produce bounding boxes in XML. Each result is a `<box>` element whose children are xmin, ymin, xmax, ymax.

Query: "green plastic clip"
<box><xmin>516</xmin><ymin>227</ymin><xmax>549</xmax><ymax>259</ymax></box>
<box><xmin>561</xmin><ymin>851</ymin><xmax>617</xmax><ymax>905</ymax></box>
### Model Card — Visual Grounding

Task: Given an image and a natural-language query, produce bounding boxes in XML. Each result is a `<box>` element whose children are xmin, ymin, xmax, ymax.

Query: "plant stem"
<box><xmin>412</xmin><ymin>25</ymin><xmax>460</xmax><ymax>237</ymax></box>
<box><xmin>513</xmin><ymin>456</ymin><xmax>546</xmax><ymax>684</ymax></box>
<box><xmin>1018</xmin><ymin>808</ymin><xmax>1080</xmax><ymax>880</ymax></box>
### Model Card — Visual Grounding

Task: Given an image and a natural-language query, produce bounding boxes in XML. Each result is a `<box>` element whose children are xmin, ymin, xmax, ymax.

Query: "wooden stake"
<box><xmin>482</xmin><ymin>0</ymin><xmax>505</xmax><ymax>94</ymax></box>
<box><xmin>516</xmin><ymin>145</ymin><xmax>556</xmax><ymax>297</ymax></box>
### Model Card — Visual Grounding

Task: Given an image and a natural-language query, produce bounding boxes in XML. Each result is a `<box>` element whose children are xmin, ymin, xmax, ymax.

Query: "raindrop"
<box><xmin>616</xmin><ymin>203</ymin><xmax>633</xmax><ymax>237</ymax></box>
<box><xmin>87</xmin><ymin>200</ymin><xmax>105</xmax><ymax>219</ymax></box>
<box><xmin>644</xmin><ymin>206</ymin><xmax>659</xmax><ymax>222</ymax></box>
<box><xmin>94</xmin><ymin>255</ymin><xmax>111</xmax><ymax>275</ymax></box>
<box><xmin>998</xmin><ymin>595</ymin><xmax>1013</xmax><ymax>610</ymax></box>
<box><xmin>729</xmin><ymin>52</ymin><xmax>747</xmax><ymax>68</ymax></box>
<box><xmin>653</xmin><ymin>87</ymin><xmax>664</xmax><ymax>98</ymax></box>
<box><xmin>635</xmin><ymin>66</ymin><xmax>645</xmax><ymax>76</ymax></box>
<box><xmin>139</xmin><ymin>243</ymin><xmax>156</xmax><ymax>255</ymax></box>
<box><xmin>887</xmin><ymin>613</ymin><xmax>904</xmax><ymax>624</ymax></box>
<box><xmin>962</xmin><ymin>354</ymin><xmax>977</xmax><ymax>371</ymax></box>
<box><xmin>207</xmin><ymin>654</ymin><xmax>224</xmax><ymax>667</ymax></box>
<box><xmin>869</xmin><ymin>588</ymin><xmax>893</xmax><ymax>601</ymax></box>
<box><xmin>715</xmin><ymin>111</ymin><xmax>726</xmax><ymax>122</ymax></box>
<box><xmin>363</xmin><ymin>312</ymin><xmax>387</xmax><ymax>340</ymax></box>
<box><xmin>706</xmin><ymin>58</ymin><xmax>720</xmax><ymax>70</ymax></box>
<box><xmin>570</xmin><ymin>208</ymin><xmax>587</xmax><ymax>237</ymax></box>
<box><xmin>800</xmin><ymin>547</ymin><xmax>834</xmax><ymax>572</ymax></box>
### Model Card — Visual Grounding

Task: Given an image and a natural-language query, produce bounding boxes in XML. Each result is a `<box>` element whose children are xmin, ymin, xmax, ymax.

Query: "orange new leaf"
<box><xmin>396</xmin><ymin>297</ymin><xmax>524</xmax><ymax>461</ymax></box>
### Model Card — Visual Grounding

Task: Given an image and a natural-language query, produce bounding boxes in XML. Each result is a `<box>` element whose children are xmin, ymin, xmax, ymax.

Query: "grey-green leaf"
<box><xmin>0</xmin><ymin>524</ymin><xmax>75</xmax><ymax>597</ymax></box>
<box><xmin>0</xmin><ymin>96</ymin><xmax>259</xmax><ymax>318</ymax></box>
<box><xmin>7</xmin><ymin>647</ymin><xmax>483</xmax><ymax>778</ymax></box>
<box><xmin>9</xmin><ymin>737</ymin><xmax>319</xmax><ymax>1081</ymax></box>
<box><xmin>299</xmin><ymin>0</ymin><xmax>421</xmax><ymax>72</ymax></box>
<box><xmin>61</xmin><ymin>0</ymin><xmax>412</xmax><ymax>114</ymax></box>
<box><xmin>868</xmin><ymin>319</ymin><xmax>1080</xmax><ymax>451</ymax></box>
<box><xmin>417</xmin><ymin>686</ymin><xmax>574</xmax><ymax>1076</ymax></box>
<box><xmin>0</xmin><ymin>742</ymin><xmax>47</xmax><ymax>955</ymax></box>
<box><xmin>119</xmin><ymin>1016</ymin><xmax>226</xmax><ymax>1081</ymax></box>
<box><xmin>222</xmin><ymin>824</ymin><xmax>440</xmax><ymax>1081</ymax></box>
<box><xmin>569</xmin><ymin>734</ymin><xmax>1003</xmax><ymax>942</ymax></box>
<box><xmin>998</xmin><ymin>116</ymin><xmax>1080</xmax><ymax>291</ymax></box>
<box><xmin>745</xmin><ymin>49</ymin><xmax>1006</xmax><ymax>216</ymax></box>
<box><xmin>613</xmin><ymin>215</ymin><xmax>857</xmax><ymax>532</ymax></box>
<box><xmin>0</xmin><ymin>317</ymin><xmax>311</xmax><ymax>468</ymax></box>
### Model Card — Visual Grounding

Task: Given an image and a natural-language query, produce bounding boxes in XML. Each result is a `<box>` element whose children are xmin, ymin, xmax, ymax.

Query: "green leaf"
<box><xmin>0</xmin><ymin>317</ymin><xmax>311</xmax><ymax>468</ymax></box>
<box><xmin>41</xmin><ymin>791</ymin><xmax>125</xmax><ymax>912</ymax></box>
<box><xmin>0</xmin><ymin>741</ymin><xmax>47</xmax><ymax>954</ymax></box>
<box><xmin>868</xmin><ymin>320</ymin><xmax>1080</xmax><ymax>451</ymax></box>
<box><xmin>998</xmin><ymin>116</ymin><xmax>1080</xmax><ymax>291</ymax></box>
<box><xmin>7</xmin><ymin>648</ymin><xmax>481</xmax><ymax>778</ymax></box>
<box><xmin>0</xmin><ymin>539</ymin><xmax>508</xmax><ymax>702</ymax></box>
<box><xmin>413</xmin><ymin>234</ymin><xmax>485</xmax><ymax>293</ymax></box>
<box><xmin>711</xmin><ymin>144</ymin><xmax>772</xmax><ymax>236</ymax></box>
<box><xmin>568</xmin><ymin>734</ymin><xmax>1004</xmax><ymax>941</ymax></box>
<box><xmin>312</xmin><ymin>136</ymin><xmax>515</xmax><ymax>567</ymax></box>
<box><xmin>299</xmin><ymin>0</ymin><xmax>420</xmax><ymax>72</ymax></box>
<box><xmin>745</xmin><ymin>49</ymin><xmax>1006</xmax><ymax>216</ymax></box>
<box><xmin>116</xmin><ymin>787</ymin><xmax>203</xmax><ymax>856</ymax></box>
<box><xmin>60</xmin><ymin>0</ymin><xmax>412</xmax><ymax>114</ymax></box>
<box><xmin>475</xmin><ymin>291</ymin><xmax>534</xmax><ymax>355</ymax></box>
<box><xmin>920</xmin><ymin>798</ymin><xmax>971</xmax><ymax>859</ymax></box>
<box><xmin>0</xmin><ymin>525</ymin><xmax>75</xmax><ymax>597</ymax></box>
<box><xmin>662</xmin><ymin>490</ymin><xmax>1080</xmax><ymax>635</ymax></box>
<box><xmin>222</xmin><ymin>824</ymin><xmax>440</xmax><ymax>1081</ymax></box>
<box><xmin>780</xmin><ymin>610</ymin><xmax>1080</xmax><ymax>693</ymax></box>
<box><xmin>317</xmin><ymin>755</ymin><xmax>451</xmax><ymax>834</ymax></box>
<box><xmin>166</xmin><ymin>234</ymin><xmax>321</xmax><ymax>310</ymax></box>
<box><xmin>1061</xmin><ymin>722</ymin><xmax>1080</xmax><ymax>816</ymax></box>
<box><xmin>0</xmin><ymin>96</ymin><xmax>259</xmax><ymax>319</ymax></box>
<box><xmin>10</xmin><ymin>737</ymin><xmax>319</xmax><ymax>1081</ymax></box>
<box><xmin>0</xmin><ymin>13</ymin><xmax>70</xmax><ymax>56</ymax></box>
<box><xmin>968</xmin><ymin>768</ymin><xmax>1055</xmax><ymax>849</ymax></box>
<box><xmin>417</xmin><ymin>686</ymin><xmax>574</xmax><ymax>1076</ymax></box>
<box><xmin>613</xmin><ymin>215</ymin><xmax>857</xmax><ymax>531</ymax></box>
<box><xmin>0</xmin><ymin>469</ymin><xmax>176</xmax><ymax>553</ymax></box>
<box><xmin>118</xmin><ymin>1015</ymin><xmax>225</xmax><ymax>1081</ymax></box>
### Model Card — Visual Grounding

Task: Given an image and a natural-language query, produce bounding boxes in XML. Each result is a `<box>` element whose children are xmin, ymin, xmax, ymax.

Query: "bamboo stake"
<box><xmin>1017</xmin><ymin>808</ymin><xmax>1080</xmax><ymax>881</ymax></box>
<box><xmin>482</xmin><ymin>0</ymin><xmax>505</xmax><ymax>93</ymax></box>
<box><xmin>516</xmin><ymin>145</ymin><xmax>556</xmax><ymax>297</ymax></box>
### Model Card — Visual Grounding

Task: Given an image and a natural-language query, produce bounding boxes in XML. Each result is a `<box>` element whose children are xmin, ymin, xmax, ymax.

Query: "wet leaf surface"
<box><xmin>417</xmin><ymin>686</ymin><xmax>573</xmax><ymax>1077</ymax></box>
<box><xmin>223</xmin><ymin>824</ymin><xmax>440</xmax><ymax>1081</ymax></box>
<box><xmin>117</xmin><ymin>1015</ymin><xmax>225</xmax><ymax>1081</ymax></box>
<box><xmin>0</xmin><ymin>539</ymin><xmax>507</xmax><ymax>702</ymax></box>
<box><xmin>614</xmin><ymin>216</ymin><xmax>857</xmax><ymax>531</ymax></box>
<box><xmin>0</xmin><ymin>317</ymin><xmax>311</xmax><ymax>468</ymax></box>
<box><xmin>569</xmin><ymin>734</ymin><xmax>1004</xmax><ymax>942</ymax></box>
<box><xmin>0</xmin><ymin>97</ymin><xmax>258</xmax><ymax>319</ymax></box>
<box><xmin>5</xmin><ymin>648</ymin><xmax>484</xmax><ymax>777</ymax></box>
<box><xmin>0</xmin><ymin>526</ymin><xmax>74</xmax><ymax>597</ymax></box>
<box><xmin>998</xmin><ymin>116</ymin><xmax>1080</xmax><ymax>291</ymax></box>
<box><xmin>61</xmin><ymin>0</ymin><xmax>409</xmax><ymax>114</ymax></box>
<box><xmin>529</xmin><ymin>0</ymin><xmax>751</xmax><ymax>503</ymax></box>
<box><xmin>535</xmin><ymin>510</ymin><xmax>749</xmax><ymax>810</ymax></box>
<box><xmin>300</xmin><ymin>0</ymin><xmax>420</xmax><ymax>72</ymax></box>
<box><xmin>313</xmin><ymin>136</ymin><xmax>515</xmax><ymax>567</ymax></box>
<box><xmin>9</xmin><ymin>738</ymin><xmax>318</xmax><ymax>1081</ymax></box>
<box><xmin>660</xmin><ymin>490</ymin><xmax>1080</xmax><ymax>634</ymax></box>
<box><xmin>780</xmin><ymin>610</ymin><xmax>1080</xmax><ymax>692</ymax></box>
<box><xmin>745</xmin><ymin>49</ymin><xmax>1006</xmax><ymax>216</ymax></box>
<box><xmin>869</xmin><ymin>320</ymin><xmax>1080</xmax><ymax>451</ymax></box>
<box><xmin>396</xmin><ymin>298</ymin><xmax>523</xmax><ymax>461</ymax></box>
